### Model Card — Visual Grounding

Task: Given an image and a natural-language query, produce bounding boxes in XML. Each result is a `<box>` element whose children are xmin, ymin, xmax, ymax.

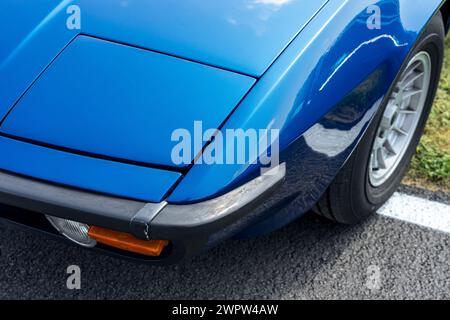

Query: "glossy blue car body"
<box><xmin>0</xmin><ymin>0</ymin><xmax>447</xmax><ymax>261</ymax></box>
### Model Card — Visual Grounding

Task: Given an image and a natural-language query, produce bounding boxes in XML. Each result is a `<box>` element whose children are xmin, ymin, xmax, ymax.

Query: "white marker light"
<box><xmin>46</xmin><ymin>215</ymin><xmax>97</xmax><ymax>248</ymax></box>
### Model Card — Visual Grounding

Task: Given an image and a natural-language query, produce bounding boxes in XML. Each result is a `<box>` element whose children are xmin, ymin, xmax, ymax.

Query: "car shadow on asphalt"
<box><xmin>0</xmin><ymin>206</ymin><xmax>374</xmax><ymax>299</ymax></box>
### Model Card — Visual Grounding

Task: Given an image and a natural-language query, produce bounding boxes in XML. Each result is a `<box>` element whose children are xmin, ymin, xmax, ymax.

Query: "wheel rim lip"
<box><xmin>369</xmin><ymin>51</ymin><xmax>432</xmax><ymax>187</ymax></box>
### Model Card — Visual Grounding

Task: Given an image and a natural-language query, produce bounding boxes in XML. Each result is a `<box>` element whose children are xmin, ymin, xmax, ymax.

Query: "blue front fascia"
<box><xmin>0</xmin><ymin>0</ymin><xmax>445</xmax><ymax>208</ymax></box>
<box><xmin>0</xmin><ymin>136</ymin><xmax>181</xmax><ymax>202</ymax></box>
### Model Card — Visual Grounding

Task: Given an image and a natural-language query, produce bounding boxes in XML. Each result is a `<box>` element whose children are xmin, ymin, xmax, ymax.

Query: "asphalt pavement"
<box><xmin>0</xmin><ymin>186</ymin><xmax>449</xmax><ymax>300</ymax></box>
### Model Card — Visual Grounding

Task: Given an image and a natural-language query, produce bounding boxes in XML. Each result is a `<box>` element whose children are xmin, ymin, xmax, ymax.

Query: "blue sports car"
<box><xmin>0</xmin><ymin>0</ymin><xmax>448</xmax><ymax>263</ymax></box>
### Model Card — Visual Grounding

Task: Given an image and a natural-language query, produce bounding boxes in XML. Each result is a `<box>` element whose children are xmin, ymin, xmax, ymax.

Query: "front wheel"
<box><xmin>315</xmin><ymin>12</ymin><xmax>445</xmax><ymax>224</ymax></box>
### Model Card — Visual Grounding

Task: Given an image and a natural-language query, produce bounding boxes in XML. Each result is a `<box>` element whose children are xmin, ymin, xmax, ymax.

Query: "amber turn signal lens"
<box><xmin>88</xmin><ymin>226</ymin><xmax>169</xmax><ymax>257</ymax></box>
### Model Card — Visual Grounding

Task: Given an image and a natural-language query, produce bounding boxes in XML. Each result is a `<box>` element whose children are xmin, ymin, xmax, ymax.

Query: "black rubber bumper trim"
<box><xmin>0</xmin><ymin>170</ymin><xmax>146</xmax><ymax>233</ymax></box>
<box><xmin>0</xmin><ymin>165</ymin><xmax>285</xmax><ymax>264</ymax></box>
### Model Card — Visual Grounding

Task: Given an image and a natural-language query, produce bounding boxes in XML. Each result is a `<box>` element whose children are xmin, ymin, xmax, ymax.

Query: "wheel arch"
<box><xmin>440</xmin><ymin>0</ymin><xmax>450</xmax><ymax>33</ymax></box>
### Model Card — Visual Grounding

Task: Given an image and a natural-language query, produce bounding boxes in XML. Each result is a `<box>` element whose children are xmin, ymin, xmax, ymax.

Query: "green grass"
<box><xmin>404</xmin><ymin>37</ymin><xmax>450</xmax><ymax>192</ymax></box>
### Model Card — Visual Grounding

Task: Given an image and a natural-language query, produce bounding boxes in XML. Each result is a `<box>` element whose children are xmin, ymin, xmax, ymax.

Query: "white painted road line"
<box><xmin>378</xmin><ymin>193</ymin><xmax>450</xmax><ymax>234</ymax></box>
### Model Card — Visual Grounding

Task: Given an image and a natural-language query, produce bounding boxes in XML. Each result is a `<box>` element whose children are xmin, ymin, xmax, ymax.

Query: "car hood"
<box><xmin>1</xmin><ymin>0</ymin><xmax>329</xmax><ymax>75</ymax></box>
<box><xmin>1</xmin><ymin>0</ymin><xmax>328</xmax><ymax>115</ymax></box>
<box><xmin>78</xmin><ymin>0</ymin><xmax>329</xmax><ymax>77</ymax></box>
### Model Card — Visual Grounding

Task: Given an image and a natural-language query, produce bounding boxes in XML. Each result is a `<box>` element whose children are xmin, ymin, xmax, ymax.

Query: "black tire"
<box><xmin>315</xmin><ymin>12</ymin><xmax>445</xmax><ymax>224</ymax></box>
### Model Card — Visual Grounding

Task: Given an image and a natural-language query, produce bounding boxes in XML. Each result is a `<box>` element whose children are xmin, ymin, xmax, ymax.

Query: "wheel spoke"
<box><xmin>399</xmin><ymin>109</ymin><xmax>416</xmax><ymax>115</ymax></box>
<box><xmin>402</xmin><ymin>61</ymin><xmax>422</xmax><ymax>80</ymax></box>
<box><xmin>391</xmin><ymin>92</ymin><xmax>401</xmax><ymax>103</ymax></box>
<box><xmin>371</xmin><ymin>152</ymin><xmax>379</xmax><ymax>170</ymax></box>
<box><xmin>402</xmin><ymin>70</ymin><xmax>425</xmax><ymax>88</ymax></box>
<box><xmin>373</xmin><ymin>136</ymin><xmax>384</xmax><ymax>150</ymax></box>
<box><xmin>384</xmin><ymin>139</ymin><xmax>397</xmax><ymax>155</ymax></box>
<box><xmin>401</xmin><ymin>88</ymin><xmax>423</xmax><ymax>100</ymax></box>
<box><xmin>393</xmin><ymin>126</ymin><xmax>408</xmax><ymax>136</ymax></box>
<box><xmin>377</xmin><ymin>148</ymin><xmax>387</xmax><ymax>170</ymax></box>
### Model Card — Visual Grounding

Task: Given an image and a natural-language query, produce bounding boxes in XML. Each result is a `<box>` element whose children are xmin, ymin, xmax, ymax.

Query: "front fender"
<box><xmin>169</xmin><ymin>0</ymin><xmax>444</xmax><ymax>207</ymax></box>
